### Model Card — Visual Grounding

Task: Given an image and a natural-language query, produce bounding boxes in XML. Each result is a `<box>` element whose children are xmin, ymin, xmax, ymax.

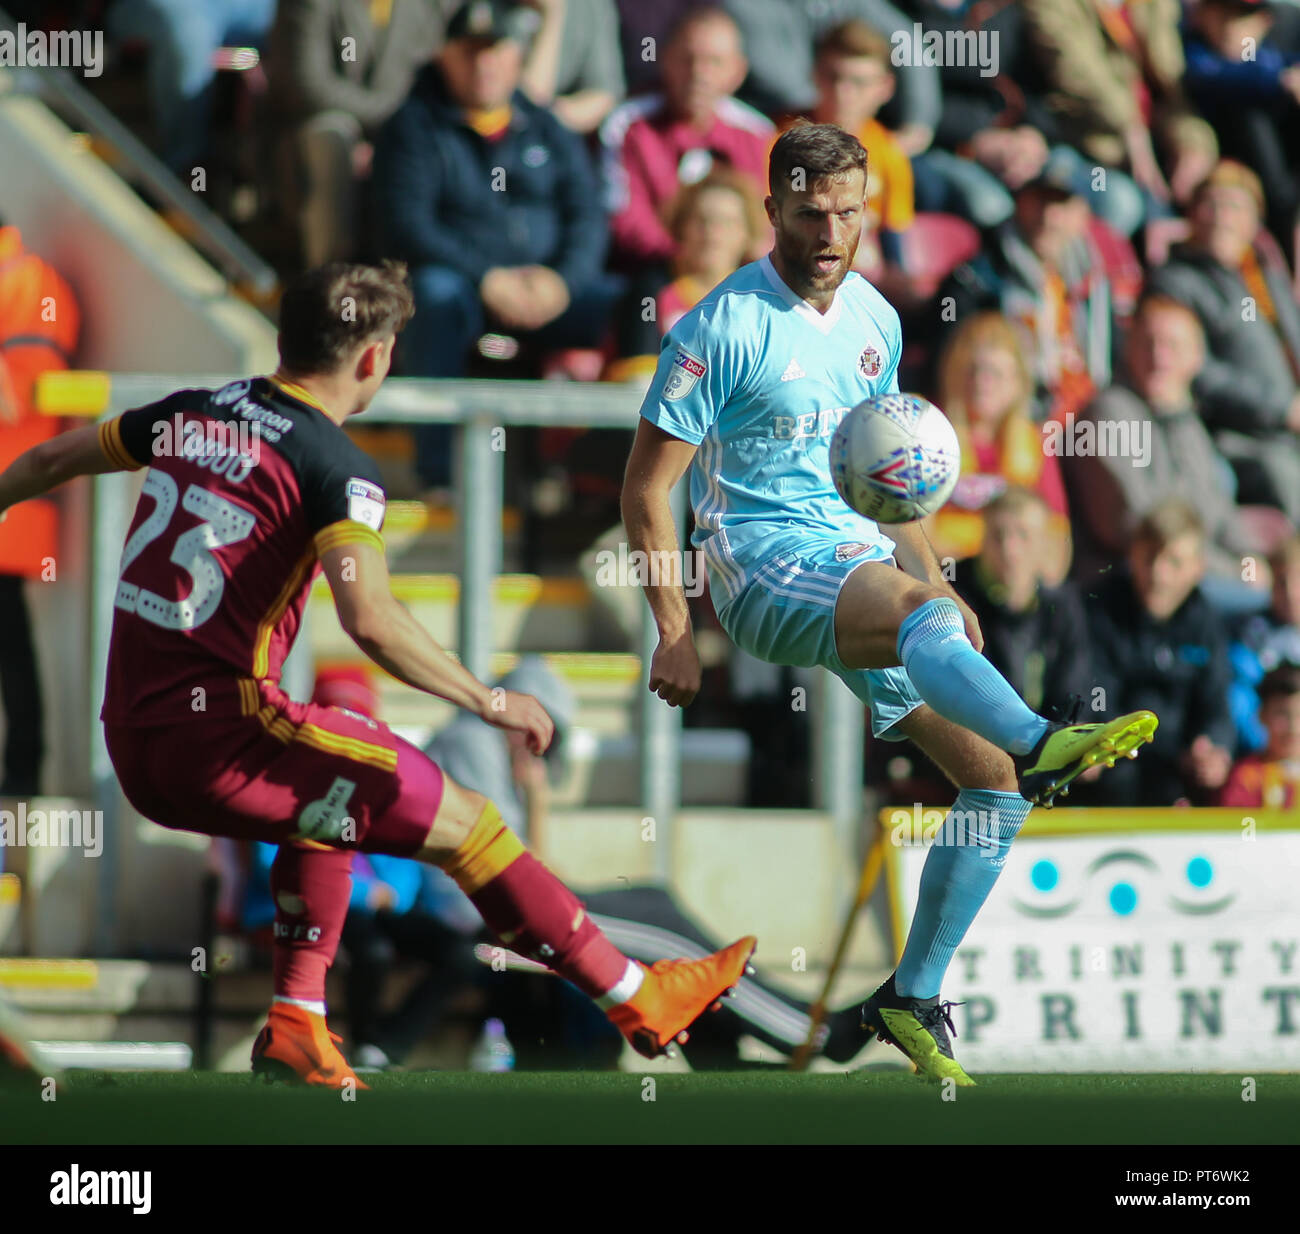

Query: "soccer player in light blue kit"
<box><xmin>622</xmin><ymin>122</ymin><xmax>1158</xmax><ymax>1085</ymax></box>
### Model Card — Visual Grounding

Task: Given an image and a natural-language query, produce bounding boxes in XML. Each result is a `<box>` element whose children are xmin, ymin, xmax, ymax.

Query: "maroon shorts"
<box><xmin>105</xmin><ymin>689</ymin><xmax>444</xmax><ymax>856</ymax></box>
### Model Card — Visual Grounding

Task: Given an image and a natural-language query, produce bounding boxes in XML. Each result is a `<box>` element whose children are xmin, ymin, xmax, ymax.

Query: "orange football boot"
<box><xmin>607</xmin><ymin>936</ymin><xmax>758</xmax><ymax>1059</ymax></box>
<box><xmin>250</xmin><ymin>1003</ymin><xmax>370</xmax><ymax>1090</ymax></box>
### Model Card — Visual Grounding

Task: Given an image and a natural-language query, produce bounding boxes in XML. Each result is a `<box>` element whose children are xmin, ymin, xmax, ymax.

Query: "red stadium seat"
<box><xmin>1141</xmin><ymin>216</ymin><xmax>1192</xmax><ymax>268</ymax></box>
<box><xmin>898</xmin><ymin>213</ymin><xmax>982</xmax><ymax>297</ymax></box>
<box><xmin>1087</xmin><ymin>215</ymin><xmax>1143</xmax><ymax>319</ymax></box>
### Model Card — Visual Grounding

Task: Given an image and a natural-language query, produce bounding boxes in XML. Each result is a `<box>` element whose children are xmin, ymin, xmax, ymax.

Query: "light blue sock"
<box><xmin>895</xmin><ymin>789</ymin><xmax>1033</xmax><ymax>998</ymax></box>
<box><xmin>897</xmin><ymin>598</ymin><xmax>1049</xmax><ymax>756</ymax></box>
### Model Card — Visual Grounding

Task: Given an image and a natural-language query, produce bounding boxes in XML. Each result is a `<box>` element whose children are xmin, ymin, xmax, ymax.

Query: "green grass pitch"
<box><xmin>4</xmin><ymin>1071</ymin><xmax>1299</xmax><ymax>1144</ymax></box>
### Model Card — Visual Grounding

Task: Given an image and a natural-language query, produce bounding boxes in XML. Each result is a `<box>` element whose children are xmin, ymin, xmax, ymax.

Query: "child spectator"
<box><xmin>1078</xmin><ymin>500</ymin><xmax>1236</xmax><ymax>806</ymax></box>
<box><xmin>808</xmin><ymin>20</ymin><xmax>913</xmax><ymax>281</ymax></box>
<box><xmin>1228</xmin><ymin>532</ymin><xmax>1300</xmax><ymax>751</ymax></box>
<box><xmin>952</xmin><ymin>487</ymin><xmax>1092</xmax><ymax>721</ymax></box>
<box><xmin>723</xmin><ymin>0</ymin><xmax>941</xmax><ymax>156</ymax></box>
<box><xmin>607</xmin><ymin>166</ymin><xmax>767</xmax><ymax>379</ymax></box>
<box><xmin>927</xmin><ymin>311</ymin><xmax>1071</xmax><ymax>582</ymax></box>
<box><xmin>658</xmin><ymin>167</ymin><xmax>768</xmax><ymax>334</ymax></box>
<box><xmin>1218</xmin><ymin>664</ymin><xmax>1300</xmax><ymax>808</ymax></box>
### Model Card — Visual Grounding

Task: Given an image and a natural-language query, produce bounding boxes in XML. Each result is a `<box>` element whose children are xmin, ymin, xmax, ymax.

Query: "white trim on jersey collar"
<box><xmin>759</xmin><ymin>254</ymin><xmax>844</xmax><ymax>334</ymax></box>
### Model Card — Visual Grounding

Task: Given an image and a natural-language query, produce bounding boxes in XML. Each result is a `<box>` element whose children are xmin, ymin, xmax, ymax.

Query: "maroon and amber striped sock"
<box><xmin>441</xmin><ymin>802</ymin><xmax>641</xmax><ymax>1003</ymax></box>
<box><xmin>269</xmin><ymin>841</ymin><xmax>354</xmax><ymax>1010</ymax></box>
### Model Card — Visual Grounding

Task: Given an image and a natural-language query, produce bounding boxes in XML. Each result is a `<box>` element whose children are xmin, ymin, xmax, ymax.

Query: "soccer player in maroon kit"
<box><xmin>0</xmin><ymin>262</ymin><xmax>755</xmax><ymax>1086</ymax></box>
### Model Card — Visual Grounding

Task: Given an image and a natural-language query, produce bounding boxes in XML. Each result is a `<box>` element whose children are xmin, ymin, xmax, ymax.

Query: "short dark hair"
<box><xmin>277</xmin><ymin>260</ymin><xmax>415</xmax><ymax>375</ymax></box>
<box><xmin>985</xmin><ymin>485</ymin><xmax>1050</xmax><ymax>521</ymax></box>
<box><xmin>1132</xmin><ymin>498</ymin><xmax>1206</xmax><ymax>552</ymax></box>
<box><xmin>1259</xmin><ymin>664</ymin><xmax>1300</xmax><ymax>704</ymax></box>
<box><xmin>1132</xmin><ymin>291</ymin><xmax>1205</xmax><ymax>340</ymax></box>
<box><xmin>768</xmin><ymin>120</ymin><xmax>868</xmax><ymax>200</ymax></box>
<box><xmin>1191</xmin><ymin>158</ymin><xmax>1266</xmax><ymax>216</ymax></box>
<box><xmin>814</xmin><ymin>18</ymin><xmax>892</xmax><ymax>67</ymax></box>
<box><xmin>667</xmin><ymin>4</ymin><xmax>737</xmax><ymax>46</ymax></box>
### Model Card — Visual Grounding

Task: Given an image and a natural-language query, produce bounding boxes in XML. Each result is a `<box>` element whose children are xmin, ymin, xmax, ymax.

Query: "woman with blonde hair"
<box><xmin>605</xmin><ymin>167</ymin><xmax>768</xmax><ymax>381</ymax></box>
<box><xmin>927</xmin><ymin>311</ymin><xmax>1072</xmax><ymax>583</ymax></box>
<box><xmin>657</xmin><ymin>166</ymin><xmax>770</xmax><ymax>334</ymax></box>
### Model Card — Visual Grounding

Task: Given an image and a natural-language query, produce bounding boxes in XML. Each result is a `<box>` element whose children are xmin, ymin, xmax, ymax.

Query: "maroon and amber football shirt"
<box><xmin>97</xmin><ymin>375</ymin><xmax>386</xmax><ymax>726</ymax></box>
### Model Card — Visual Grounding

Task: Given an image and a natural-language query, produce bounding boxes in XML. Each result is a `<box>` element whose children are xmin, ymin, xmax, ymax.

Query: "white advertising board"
<box><xmin>885</xmin><ymin>810</ymin><xmax>1300</xmax><ymax>1071</ymax></box>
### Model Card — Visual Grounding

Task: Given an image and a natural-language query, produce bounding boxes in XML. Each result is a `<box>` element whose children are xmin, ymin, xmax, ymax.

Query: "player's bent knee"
<box><xmin>835</xmin><ymin>566</ymin><xmax>948</xmax><ymax>670</ymax></box>
<box><xmin>418</xmin><ymin>777</ymin><xmax>490</xmax><ymax>862</ymax></box>
<box><xmin>955</xmin><ymin>743</ymin><xmax>1018</xmax><ymax>795</ymax></box>
<box><xmin>898</xmin><ymin>581</ymin><xmax>949</xmax><ymax>623</ymax></box>
<box><xmin>947</xmin><ymin>736</ymin><xmax>1017</xmax><ymax>794</ymax></box>
<box><xmin>979</xmin><ymin>749</ymin><xmax>1020</xmax><ymax>796</ymax></box>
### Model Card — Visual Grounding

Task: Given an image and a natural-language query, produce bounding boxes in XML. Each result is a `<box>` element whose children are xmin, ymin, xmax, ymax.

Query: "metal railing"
<box><xmin>0</xmin><ymin>6</ymin><xmax>278</xmax><ymax>300</ymax></box>
<box><xmin>85</xmin><ymin>375</ymin><xmax>864</xmax><ymax>948</ymax></box>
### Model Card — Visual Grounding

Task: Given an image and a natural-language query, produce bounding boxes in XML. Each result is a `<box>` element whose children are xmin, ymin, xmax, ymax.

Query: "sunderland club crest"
<box><xmin>858</xmin><ymin>346</ymin><xmax>881</xmax><ymax>379</ymax></box>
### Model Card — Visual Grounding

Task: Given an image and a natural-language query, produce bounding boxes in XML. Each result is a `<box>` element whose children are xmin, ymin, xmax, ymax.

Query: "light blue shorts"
<box><xmin>714</xmin><ymin>536</ymin><xmax>926</xmax><ymax>741</ymax></box>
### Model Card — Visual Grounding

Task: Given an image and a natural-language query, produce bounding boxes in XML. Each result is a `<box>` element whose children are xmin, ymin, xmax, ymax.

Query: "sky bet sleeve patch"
<box><xmin>346</xmin><ymin>478</ymin><xmax>386</xmax><ymax>531</ymax></box>
<box><xmin>662</xmin><ymin>348</ymin><xmax>707</xmax><ymax>401</ymax></box>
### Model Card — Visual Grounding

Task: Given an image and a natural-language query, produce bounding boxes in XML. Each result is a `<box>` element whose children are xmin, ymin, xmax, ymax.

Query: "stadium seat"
<box><xmin>1141</xmin><ymin>216</ymin><xmax>1192</xmax><ymax>268</ymax></box>
<box><xmin>1087</xmin><ymin>215</ymin><xmax>1143</xmax><ymax>319</ymax></box>
<box><xmin>898</xmin><ymin>213</ymin><xmax>982</xmax><ymax>298</ymax></box>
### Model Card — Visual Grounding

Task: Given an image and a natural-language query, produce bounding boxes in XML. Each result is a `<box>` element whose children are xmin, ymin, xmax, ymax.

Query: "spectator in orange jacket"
<box><xmin>808</xmin><ymin>19</ymin><xmax>913</xmax><ymax>292</ymax></box>
<box><xmin>0</xmin><ymin>222</ymin><xmax>80</xmax><ymax>795</ymax></box>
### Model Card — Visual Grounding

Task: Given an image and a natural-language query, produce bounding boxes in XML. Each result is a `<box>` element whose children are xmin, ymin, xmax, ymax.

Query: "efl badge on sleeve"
<box><xmin>664</xmin><ymin>348</ymin><xmax>707</xmax><ymax>401</ymax></box>
<box><xmin>346</xmin><ymin>478</ymin><xmax>386</xmax><ymax>531</ymax></box>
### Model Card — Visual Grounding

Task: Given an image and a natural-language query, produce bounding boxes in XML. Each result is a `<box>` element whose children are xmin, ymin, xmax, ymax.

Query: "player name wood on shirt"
<box><xmin>149</xmin><ymin>414</ymin><xmax>262</xmax><ymax>482</ymax></box>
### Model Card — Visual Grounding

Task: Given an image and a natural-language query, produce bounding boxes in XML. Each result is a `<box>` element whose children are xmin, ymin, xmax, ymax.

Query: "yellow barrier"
<box><xmin>33</xmin><ymin>370</ymin><xmax>111</xmax><ymax>417</ymax></box>
<box><xmin>0</xmin><ymin>958</ymin><xmax>99</xmax><ymax>989</ymax></box>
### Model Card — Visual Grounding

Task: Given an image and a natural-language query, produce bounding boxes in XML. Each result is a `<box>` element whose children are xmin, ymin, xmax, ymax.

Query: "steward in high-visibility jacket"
<box><xmin>0</xmin><ymin>223</ymin><xmax>80</xmax><ymax>577</ymax></box>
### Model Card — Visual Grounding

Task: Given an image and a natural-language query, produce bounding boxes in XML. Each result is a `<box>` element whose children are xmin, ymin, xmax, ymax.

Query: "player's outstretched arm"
<box><xmin>318</xmin><ymin>538</ymin><xmax>554</xmax><ymax>754</ymax></box>
<box><xmin>0</xmin><ymin>424</ymin><xmax>127</xmax><ymax>519</ymax></box>
<box><xmin>621</xmin><ymin>419</ymin><xmax>701</xmax><ymax>707</ymax></box>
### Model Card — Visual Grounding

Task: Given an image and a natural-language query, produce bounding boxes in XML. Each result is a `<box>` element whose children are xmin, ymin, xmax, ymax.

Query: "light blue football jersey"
<box><xmin>639</xmin><ymin>255</ymin><xmax>901</xmax><ymax>610</ymax></box>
